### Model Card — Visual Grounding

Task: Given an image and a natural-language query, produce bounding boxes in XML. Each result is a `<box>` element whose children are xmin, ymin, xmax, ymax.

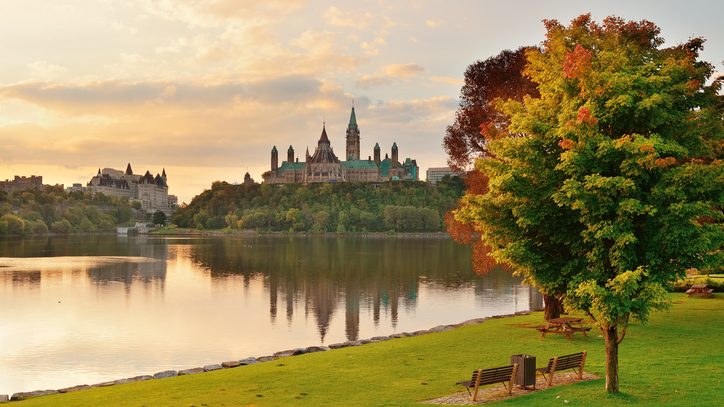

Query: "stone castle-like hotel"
<box><xmin>85</xmin><ymin>164</ymin><xmax>177</xmax><ymax>214</ymax></box>
<box><xmin>262</xmin><ymin>108</ymin><xmax>418</xmax><ymax>184</ymax></box>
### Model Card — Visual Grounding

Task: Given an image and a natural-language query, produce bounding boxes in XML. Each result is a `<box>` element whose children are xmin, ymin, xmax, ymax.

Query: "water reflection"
<box><xmin>0</xmin><ymin>235</ymin><xmax>542</xmax><ymax>395</ymax></box>
<box><xmin>185</xmin><ymin>236</ymin><xmax>540</xmax><ymax>342</ymax></box>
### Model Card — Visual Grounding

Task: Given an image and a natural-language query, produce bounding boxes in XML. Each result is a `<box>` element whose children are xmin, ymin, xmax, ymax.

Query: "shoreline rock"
<box><xmin>178</xmin><ymin>368</ymin><xmax>204</xmax><ymax>376</ymax></box>
<box><xmin>10</xmin><ymin>390</ymin><xmax>58</xmax><ymax>401</ymax></box>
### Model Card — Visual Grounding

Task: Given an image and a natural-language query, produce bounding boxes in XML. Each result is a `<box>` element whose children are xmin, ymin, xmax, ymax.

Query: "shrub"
<box><xmin>50</xmin><ymin>219</ymin><xmax>73</xmax><ymax>234</ymax></box>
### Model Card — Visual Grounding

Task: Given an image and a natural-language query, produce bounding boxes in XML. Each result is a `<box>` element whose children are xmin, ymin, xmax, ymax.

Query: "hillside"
<box><xmin>0</xmin><ymin>187</ymin><xmax>137</xmax><ymax>236</ymax></box>
<box><xmin>172</xmin><ymin>178</ymin><xmax>464</xmax><ymax>233</ymax></box>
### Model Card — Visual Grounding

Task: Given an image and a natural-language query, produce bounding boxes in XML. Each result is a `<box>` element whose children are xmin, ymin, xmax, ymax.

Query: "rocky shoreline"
<box><xmin>1</xmin><ymin>310</ymin><xmax>531</xmax><ymax>402</ymax></box>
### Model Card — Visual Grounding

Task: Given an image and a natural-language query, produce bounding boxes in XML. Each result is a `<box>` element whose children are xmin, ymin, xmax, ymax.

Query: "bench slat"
<box><xmin>538</xmin><ymin>351</ymin><xmax>586</xmax><ymax>387</ymax></box>
<box><xmin>459</xmin><ymin>364</ymin><xmax>518</xmax><ymax>401</ymax></box>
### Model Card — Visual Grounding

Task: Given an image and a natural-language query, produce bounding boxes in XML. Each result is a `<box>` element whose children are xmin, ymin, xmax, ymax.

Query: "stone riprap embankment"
<box><xmin>4</xmin><ymin>311</ymin><xmax>530</xmax><ymax>402</ymax></box>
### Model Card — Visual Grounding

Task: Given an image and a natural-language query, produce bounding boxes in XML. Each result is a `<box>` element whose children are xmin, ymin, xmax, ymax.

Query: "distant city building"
<box><xmin>86</xmin><ymin>163</ymin><xmax>178</xmax><ymax>214</ymax></box>
<box><xmin>262</xmin><ymin>107</ymin><xmax>419</xmax><ymax>184</ymax></box>
<box><xmin>243</xmin><ymin>172</ymin><xmax>256</xmax><ymax>185</ymax></box>
<box><xmin>0</xmin><ymin>175</ymin><xmax>44</xmax><ymax>192</ymax></box>
<box><xmin>426</xmin><ymin>167</ymin><xmax>461</xmax><ymax>185</ymax></box>
<box><xmin>65</xmin><ymin>183</ymin><xmax>86</xmax><ymax>193</ymax></box>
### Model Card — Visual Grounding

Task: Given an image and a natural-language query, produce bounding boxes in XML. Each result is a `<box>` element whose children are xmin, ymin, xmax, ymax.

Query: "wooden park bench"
<box><xmin>686</xmin><ymin>284</ymin><xmax>714</xmax><ymax>298</ymax></box>
<box><xmin>537</xmin><ymin>351</ymin><xmax>587</xmax><ymax>387</ymax></box>
<box><xmin>457</xmin><ymin>363</ymin><xmax>519</xmax><ymax>401</ymax></box>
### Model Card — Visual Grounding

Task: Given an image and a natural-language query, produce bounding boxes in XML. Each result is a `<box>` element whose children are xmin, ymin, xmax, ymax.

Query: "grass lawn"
<box><xmin>14</xmin><ymin>294</ymin><xmax>723</xmax><ymax>406</ymax></box>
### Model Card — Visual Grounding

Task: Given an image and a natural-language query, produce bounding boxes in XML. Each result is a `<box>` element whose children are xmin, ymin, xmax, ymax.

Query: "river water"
<box><xmin>0</xmin><ymin>235</ymin><xmax>542</xmax><ymax>395</ymax></box>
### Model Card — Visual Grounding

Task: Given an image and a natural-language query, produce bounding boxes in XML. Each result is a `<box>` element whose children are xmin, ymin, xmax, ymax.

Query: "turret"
<box><xmin>162</xmin><ymin>168</ymin><xmax>167</xmax><ymax>181</ymax></box>
<box><xmin>125</xmin><ymin>163</ymin><xmax>133</xmax><ymax>175</ymax></box>
<box><xmin>243</xmin><ymin>172</ymin><xmax>254</xmax><ymax>185</ymax></box>
<box><xmin>271</xmin><ymin>146</ymin><xmax>278</xmax><ymax>171</ymax></box>
<box><xmin>287</xmin><ymin>145</ymin><xmax>294</xmax><ymax>163</ymax></box>
<box><xmin>373</xmin><ymin>142</ymin><xmax>380</xmax><ymax>165</ymax></box>
<box><xmin>391</xmin><ymin>142</ymin><xmax>398</xmax><ymax>165</ymax></box>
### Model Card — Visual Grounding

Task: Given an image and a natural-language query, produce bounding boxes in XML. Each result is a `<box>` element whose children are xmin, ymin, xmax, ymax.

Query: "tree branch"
<box><xmin>617</xmin><ymin>314</ymin><xmax>630</xmax><ymax>344</ymax></box>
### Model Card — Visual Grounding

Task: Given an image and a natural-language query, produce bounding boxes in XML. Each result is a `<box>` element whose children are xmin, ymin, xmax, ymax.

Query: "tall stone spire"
<box><xmin>125</xmin><ymin>163</ymin><xmax>133</xmax><ymax>175</ymax></box>
<box><xmin>287</xmin><ymin>145</ymin><xmax>295</xmax><ymax>163</ymax></box>
<box><xmin>345</xmin><ymin>106</ymin><xmax>360</xmax><ymax>161</ymax></box>
<box><xmin>373</xmin><ymin>142</ymin><xmax>380</xmax><ymax>165</ymax></box>
<box><xmin>271</xmin><ymin>146</ymin><xmax>278</xmax><ymax>171</ymax></box>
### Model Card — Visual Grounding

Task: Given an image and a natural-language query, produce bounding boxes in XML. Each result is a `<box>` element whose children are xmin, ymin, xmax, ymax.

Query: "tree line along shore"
<box><xmin>0</xmin><ymin>177</ymin><xmax>465</xmax><ymax>237</ymax></box>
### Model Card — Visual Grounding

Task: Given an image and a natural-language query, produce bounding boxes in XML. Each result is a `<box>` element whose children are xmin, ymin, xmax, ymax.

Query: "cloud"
<box><xmin>324</xmin><ymin>6</ymin><xmax>373</xmax><ymax>29</ymax></box>
<box><xmin>27</xmin><ymin>61</ymin><xmax>68</xmax><ymax>81</ymax></box>
<box><xmin>0</xmin><ymin>76</ymin><xmax>324</xmax><ymax>113</ymax></box>
<box><xmin>430</xmin><ymin>76</ymin><xmax>463</xmax><ymax>86</ymax></box>
<box><xmin>366</xmin><ymin>96</ymin><xmax>457</xmax><ymax>124</ymax></box>
<box><xmin>357</xmin><ymin>35</ymin><xmax>386</xmax><ymax>57</ymax></box>
<box><xmin>355</xmin><ymin>74</ymin><xmax>388</xmax><ymax>88</ymax></box>
<box><xmin>130</xmin><ymin>0</ymin><xmax>304</xmax><ymax>27</ymax></box>
<box><xmin>425</xmin><ymin>19</ymin><xmax>443</xmax><ymax>29</ymax></box>
<box><xmin>383</xmin><ymin>64</ymin><xmax>424</xmax><ymax>77</ymax></box>
<box><xmin>355</xmin><ymin>64</ymin><xmax>425</xmax><ymax>88</ymax></box>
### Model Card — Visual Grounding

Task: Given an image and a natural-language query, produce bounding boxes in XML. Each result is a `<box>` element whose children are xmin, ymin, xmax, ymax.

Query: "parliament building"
<box><xmin>262</xmin><ymin>108</ymin><xmax>418</xmax><ymax>184</ymax></box>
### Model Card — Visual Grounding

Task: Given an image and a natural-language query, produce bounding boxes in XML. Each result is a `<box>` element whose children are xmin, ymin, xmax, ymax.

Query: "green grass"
<box><xmin>15</xmin><ymin>294</ymin><xmax>723</xmax><ymax>406</ymax></box>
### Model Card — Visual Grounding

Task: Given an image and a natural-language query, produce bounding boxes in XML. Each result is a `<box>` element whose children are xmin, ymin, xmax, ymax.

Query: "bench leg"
<box><xmin>471</xmin><ymin>369</ymin><xmax>483</xmax><ymax>402</ymax></box>
<box><xmin>505</xmin><ymin>363</ymin><xmax>519</xmax><ymax>395</ymax></box>
<box><xmin>578</xmin><ymin>352</ymin><xmax>587</xmax><ymax>380</ymax></box>
<box><xmin>547</xmin><ymin>358</ymin><xmax>558</xmax><ymax>387</ymax></box>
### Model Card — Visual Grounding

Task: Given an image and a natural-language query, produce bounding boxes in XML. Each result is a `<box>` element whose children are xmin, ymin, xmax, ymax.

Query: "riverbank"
<box><xmin>8</xmin><ymin>294</ymin><xmax>722</xmax><ymax>406</ymax></box>
<box><xmin>149</xmin><ymin>225</ymin><xmax>452</xmax><ymax>239</ymax></box>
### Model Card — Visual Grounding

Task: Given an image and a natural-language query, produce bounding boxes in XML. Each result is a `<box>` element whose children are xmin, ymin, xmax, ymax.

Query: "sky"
<box><xmin>1</xmin><ymin>0</ymin><xmax>722</xmax><ymax>203</ymax></box>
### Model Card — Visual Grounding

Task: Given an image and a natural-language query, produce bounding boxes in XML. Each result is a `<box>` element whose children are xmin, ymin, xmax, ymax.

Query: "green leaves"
<box><xmin>568</xmin><ymin>267</ymin><xmax>670</xmax><ymax>326</ymax></box>
<box><xmin>457</xmin><ymin>15</ymin><xmax>721</xmax><ymax>337</ymax></box>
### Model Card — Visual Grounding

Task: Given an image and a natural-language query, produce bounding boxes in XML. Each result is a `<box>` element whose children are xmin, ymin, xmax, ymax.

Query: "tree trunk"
<box><xmin>543</xmin><ymin>294</ymin><xmax>563</xmax><ymax>320</ymax></box>
<box><xmin>603</xmin><ymin>325</ymin><xmax>620</xmax><ymax>393</ymax></box>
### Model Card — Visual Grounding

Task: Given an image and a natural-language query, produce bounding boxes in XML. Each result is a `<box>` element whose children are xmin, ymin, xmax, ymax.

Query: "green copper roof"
<box><xmin>348</xmin><ymin>107</ymin><xmax>357</xmax><ymax>128</ymax></box>
<box><xmin>374</xmin><ymin>142</ymin><xmax>380</xmax><ymax>149</ymax></box>
<box><xmin>379</xmin><ymin>158</ymin><xmax>391</xmax><ymax>177</ymax></box>
<box><xmin>343</xmin><ymin>160</ymin><xmax>377</xmax><ymax>169</ymax></box>
<box><xmin>272</xmin><ymin>146</ymin><xmax>277</xmax><ymax>152</ymax></box>
<box><xmin>392</xmin><ymin>142</ymin><xmax>398</xmax><ymax>150</ymax></box>
<box><xmin>288</xmin><ymin>145</ymin><xmax>294</xmax><ymax>152</ymax></box>
<box><xmin>278</xmin><ymin>161</ymin><xmax>305</xmax><ymax>171</ymax></box>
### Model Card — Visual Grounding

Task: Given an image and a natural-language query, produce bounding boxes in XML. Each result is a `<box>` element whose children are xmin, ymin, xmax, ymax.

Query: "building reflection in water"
<box><xmin>1</xmin><ymin>235</ymin><xmax>543</xmax><ymax>344</ymax></box>
<box><xmin>188</xmin><ymin>236</ymin><xmax>542</xmax><ymax>343</ymax></box>
<box><xmin>0</xmin><ymin>236</ymin><xmax>168</xmax><ymax>294</ymax></box>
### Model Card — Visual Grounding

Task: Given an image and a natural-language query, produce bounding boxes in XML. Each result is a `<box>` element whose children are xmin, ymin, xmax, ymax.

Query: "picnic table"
<box><xmin>686</xmin><ymin>284</ymin><xmax>713</xmax><ymax>297</ymax></box>
<box><xmin>537</xmin><ymin>317</ymin><xmax>591</xmax><ymax>339</ymax></box>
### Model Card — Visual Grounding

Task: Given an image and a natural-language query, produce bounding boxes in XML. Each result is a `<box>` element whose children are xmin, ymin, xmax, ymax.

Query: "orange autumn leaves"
<box><xmin>563</xmin><ymin>44</ymin><xmax>593</xmax><ymax>79</ymax></box>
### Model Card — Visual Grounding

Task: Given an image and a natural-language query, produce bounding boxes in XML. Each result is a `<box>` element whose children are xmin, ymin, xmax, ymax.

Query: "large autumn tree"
<box><xmin>443</xmin><ymin>47</ymin><xmax>572</xmax><ymax>318</ymax></box>
<box><xmin>443</xmin><ymin>46</ymin><xmax>539</xmax><ymax>171</ymax></box>
<box><xmin>458</xmin><ymin>14</ymin><xmax>722</xmax><ymax>393</ymax></box>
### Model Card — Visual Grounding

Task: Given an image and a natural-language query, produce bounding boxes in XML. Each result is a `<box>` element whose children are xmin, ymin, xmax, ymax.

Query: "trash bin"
<box><xmin>511</xmin><ymin>354</ymin><xmax>536</xmax><ymax>389</ymax></box>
